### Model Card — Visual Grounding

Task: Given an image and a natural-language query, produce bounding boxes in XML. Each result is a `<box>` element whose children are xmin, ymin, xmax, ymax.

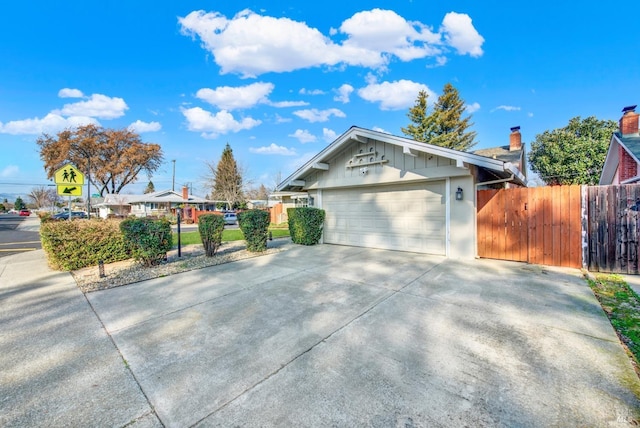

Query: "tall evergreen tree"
<box><xmin>209</xmin><ymin>143</ymin><xmax>244</xmax><ymax>210</ymax></box>
<box><xmin>144</xmin><ymin>181</ymin><xmax>155</xmax><ymax>194</ymax></box>
<box><xmin>402</xmin><ymin>83</ymin><xmax>477</xmax><ymax>151</ymax></box>
<box><xmin>14</xmin><ymin>197</ymin><xmax>25</xmax><ymax>211</ymax></box>
<box><xmin>401</xmin><ymin>90</ymin><xmax>436</xmax><ymax>143</ymax></box>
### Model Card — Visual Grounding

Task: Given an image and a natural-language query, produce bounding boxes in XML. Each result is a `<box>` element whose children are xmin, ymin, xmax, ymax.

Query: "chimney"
<box><xmin>182</xmin><ymin>186</ymin><xmax>189</xmax><ymax>200</ymax></box>
<box><xmin>620</xmin><ymin>105</ymin><xmax>639</xmax><ymax>136</ymax></box>
<box><xmin>509</xmin><ymin>126</ymin><xmax>522</xmax><ymax>151</ymax></box>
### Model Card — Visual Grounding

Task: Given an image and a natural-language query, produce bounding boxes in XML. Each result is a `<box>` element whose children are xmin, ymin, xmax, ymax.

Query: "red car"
<box><xmin>18</xmin><ymin>209</ymin><xmax>31</xmax><ymax>216</ymax></box>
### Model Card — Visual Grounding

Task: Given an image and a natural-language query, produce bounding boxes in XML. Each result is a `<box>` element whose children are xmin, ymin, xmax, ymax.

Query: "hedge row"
<box><xmin>40</xmin><ymin>219</ymin><xmax>131</xmax><ymax>271</ymax></box>
<box><xmin>238</xmin><ymin>209</ymin><xmax>270</xmax><ymax>252</ymax></box>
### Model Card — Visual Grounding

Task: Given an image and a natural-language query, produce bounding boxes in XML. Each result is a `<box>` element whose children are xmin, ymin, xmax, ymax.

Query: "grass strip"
<box><xmin>174</xmin><ymin>228</ymin><xmax>290</xmax><ymax>246</ymax></box>
<box><xmin>589</xmin><ymin>274</ymin><xmax>640</xmax><ymax>372</ymax></box>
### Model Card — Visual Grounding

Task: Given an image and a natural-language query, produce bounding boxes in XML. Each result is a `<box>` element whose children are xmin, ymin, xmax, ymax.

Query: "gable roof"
<box><xmin>277</xmin><ymin>126</ymin><xmax>527</xmax><ymax>191</ymax></box>
<box><xmin>100</xmin><ymin>189</ymin><xmax>209</xmax><ymax>205</ymax></box>
<box><xmin>472</xmin><ymin>145</ymin><xmax>524</xmax><ymax>165</ymax></box>
<box><xmin>600</xmin><ymin>132</ymin><xmax>640</xmax><ymax>184</ymax></box>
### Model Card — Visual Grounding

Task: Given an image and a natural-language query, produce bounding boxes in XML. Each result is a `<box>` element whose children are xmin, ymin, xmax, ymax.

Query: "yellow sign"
<box><xmin>54</xmin><ymin>164</ymin><xmax>84</xmax><ymax>185</ymax></box>
<box><xmin>57</xmin><ymin>185</ymin><xmax>82</xmax><ymax>196</ymax></box>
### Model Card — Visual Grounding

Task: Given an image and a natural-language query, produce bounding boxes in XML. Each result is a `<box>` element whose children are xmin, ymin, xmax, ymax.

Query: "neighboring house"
<box><xmin>600</xmin><ymin>105</ymin><xmax>640</xmax><ymax>185</ymax></box>
<box><xmin>95</xmin><ymin>186</ymin><xmax>211</xmax><ymax>219</ymax></box>
<box><xmin>276</xmin><ymin>126</ymin><xmax>527</xmax><ymax>259</ymax></box>
<box><xmin>472</xmin><ymin>126</ymin><xmax>527</xmax><ymax>184</ymax></box>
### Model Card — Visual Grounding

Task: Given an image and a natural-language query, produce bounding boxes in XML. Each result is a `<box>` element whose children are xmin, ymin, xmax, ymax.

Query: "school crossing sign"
<box><xmin>54</xmin><ymin>163</ymin><xmax>85</xmax><ymax>196</ymax></box>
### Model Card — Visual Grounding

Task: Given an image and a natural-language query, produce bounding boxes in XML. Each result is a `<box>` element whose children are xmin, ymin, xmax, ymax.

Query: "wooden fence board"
<box><xmin>477</xmin><ymin>186</ymin><xmax>582</xmax><ymax>268</ymax></box>
<box><xmin>585</xmin><ymin>184</ymin><xmax>640</xmax><ymax>274</ymax></box>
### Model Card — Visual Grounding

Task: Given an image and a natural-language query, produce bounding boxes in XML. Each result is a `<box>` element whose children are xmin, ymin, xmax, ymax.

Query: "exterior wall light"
<box><xmin>456</xmin><ymin>187</ymin><xmax>463</xmax><ymax>201</ymax></box>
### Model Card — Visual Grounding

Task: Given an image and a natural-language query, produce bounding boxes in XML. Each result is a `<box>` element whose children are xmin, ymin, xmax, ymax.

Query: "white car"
<box><xmin>223</xmin><ymin>213</ymin><xmax>238</xmax><ymax>225</ymax></box>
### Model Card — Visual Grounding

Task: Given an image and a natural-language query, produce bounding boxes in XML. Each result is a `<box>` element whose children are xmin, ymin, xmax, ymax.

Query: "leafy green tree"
<box><xmin>402</xmin><ymin>83</ymin><xmax>477</xmax><ymax>151</ymax></box>
<box><xmin>144</xmin><ymin>181</ymin><xmax>155</xmax><ymax>194</ymax></box>
<box><xmin>206</xmin><ymin>143</ymin><xmax>245</xmax><ymax>210</ymax></box>
<box><xmin>14</xmin><ymin>197</ymin><xmax>25</xmax><ymax>211</ymax></box>
<box><xmin>528</xmin><ymin>116</ymin><xmax>618</xmax><ymax>185</ymax></box>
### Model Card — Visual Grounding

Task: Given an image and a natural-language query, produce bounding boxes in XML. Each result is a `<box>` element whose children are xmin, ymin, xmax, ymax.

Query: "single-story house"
<box><xmin>276</xmin><ymin>126</ymin><xmax>527</xmax><ymax>259</ymax></box>
<box><xmin>95</xmin><ymin>187</ymin><xmax>211</xmax><ymax>219</ymax></box>
<box><xmin>600</xmin><ymin>105</ymin><xmax>640</xmax><ymax>185</ymax></box>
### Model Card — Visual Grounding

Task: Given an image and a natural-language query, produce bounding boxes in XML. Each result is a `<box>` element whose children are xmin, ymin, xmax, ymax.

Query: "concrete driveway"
<box><xmin>83</xmin><ymin>244</ymin><xmax>640</xmax><ymax>427</ymax></box>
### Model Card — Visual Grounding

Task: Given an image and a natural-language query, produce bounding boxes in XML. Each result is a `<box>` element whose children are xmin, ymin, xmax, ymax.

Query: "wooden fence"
<box><xmin>587</xmin><ymin>185</ymin><xmax>640</xmax><ymax>274</ymax></box>
<box><xmin>477</xmin><ymin>186</ymin><xmax>583</xmax><ymax>268</ymax></box>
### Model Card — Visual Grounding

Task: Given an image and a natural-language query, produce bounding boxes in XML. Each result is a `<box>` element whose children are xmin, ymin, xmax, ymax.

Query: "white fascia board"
<box><xmin>276</xmin><ymin>126</ymin><xmax>511</xmax><ymax>190</ymax></box>
<box><xmin>599</xmin><ymin>135</ymin><xmax>620</xmax><ymax>185</ymax></box>
<box><xmin>504</xmin><ymin>162</ymin><xmax>527</xmax><ymax>186</ymax></box>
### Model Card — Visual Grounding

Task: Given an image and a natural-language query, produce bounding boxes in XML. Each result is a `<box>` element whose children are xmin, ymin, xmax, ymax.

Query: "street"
<box><xmin>0</xmin><ymin>214</ymin><xmax>41</xmax><ymax>258</ymax></box>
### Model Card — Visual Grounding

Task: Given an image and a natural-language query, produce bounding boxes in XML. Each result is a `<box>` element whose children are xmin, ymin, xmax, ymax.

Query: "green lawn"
<box><xmin>589</xmin><ymin>274</ymin><xmax>640</xmax><ymax>372</ymax></box>
<box><xmin>174</xmin><ymin>227</ymin><xmax>289</xmax><ymax>246</ymax></box>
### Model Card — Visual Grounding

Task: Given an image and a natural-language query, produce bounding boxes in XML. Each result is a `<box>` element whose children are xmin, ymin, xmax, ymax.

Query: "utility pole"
<box><xmin>172</xmin><ymin>159</ymin><xmax>176</xmax><ymax>192</ymax></box>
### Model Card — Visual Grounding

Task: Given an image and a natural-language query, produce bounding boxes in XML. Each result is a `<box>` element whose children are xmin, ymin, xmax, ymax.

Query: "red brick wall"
<box><xmin>619</xmin><ymin>146</ymin><xmax>637</xmax><ymax>182</ymax></box>
<box><xmin>620</xmin><ymin>112</ymin><xmax>639</xmax><ymax>135</ymax></box>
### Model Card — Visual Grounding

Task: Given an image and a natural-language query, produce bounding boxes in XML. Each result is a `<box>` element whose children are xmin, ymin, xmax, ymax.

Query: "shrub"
<box><xmin>120</xmin><ymin>217</ymin><xmax>172</xmax><ymax>267</ymax></box>
<box><xmin>198</xmin><ymin>214</ymin><xmax>225</xmax><ymax>256</ymax></box>
<box><xmin>287</xmin><ymin>207</ymin><xmax>325</xmax><ymax>245</ymax></box>
<box><xmin>238</xmin><ymin>209</ymin><xmax>270</xmax><ymax>252</ymax></box>
<box><xmin>40</xmin><ymin>218</ymin><xmax>131</xmax><ymax>271</ymax></box>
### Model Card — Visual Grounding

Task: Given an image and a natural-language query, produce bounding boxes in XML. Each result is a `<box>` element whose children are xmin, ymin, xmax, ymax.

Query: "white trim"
<box><xmin>277</xmin><ymin>127</ymin><xmax>526</xmax><ymax>190</ymax></box>
<box><xmin>445</xmin><ymin>177</ymin><xmax>451</xmax><ymax>257</ymax></box>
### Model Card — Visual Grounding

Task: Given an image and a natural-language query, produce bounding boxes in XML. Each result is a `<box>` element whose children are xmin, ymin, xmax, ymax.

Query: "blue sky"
<box><xmin>1</xmin><ymin>1</ymin><xmax>639</xmax><ymax>199</ymax></box>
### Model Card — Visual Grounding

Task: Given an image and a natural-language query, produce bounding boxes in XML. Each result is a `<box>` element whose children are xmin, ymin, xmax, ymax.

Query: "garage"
<box><xmin>322</xmin><ymin>181</ymin><xmax>446</xmax><ymax>254</ymax></box>
<box><xmin>276</xmin><ymin>127</ymin><xmax>527</xmax><ymax>260</ymax></box>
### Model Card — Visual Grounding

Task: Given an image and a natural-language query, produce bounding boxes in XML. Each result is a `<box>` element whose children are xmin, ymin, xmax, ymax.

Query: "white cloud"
<box><xmin>249</xmin><ymin>143</ymin><xmax>297</xmax><ymax>155</ymax></box>
<box><xmin>372</xmin><ymin>127</ymin><xmax>390</xmax><ymax>134</ymax></box>
<box><xmin>293</xmin><ymin>108</ymin><xmax>346</xmax><ymax>123</ymax></box>
<box><xmin>196</xmin><ymin>82</ymin><xmax>274</xmax><ymax>110</ymax></box>
<box><xmin>338</xmin><ymin>8</ymin><xmax>441</xmax><ymax>63</ymax></box>
<box><xmin>0</xmin><ymin>113</ymin><xmax>98</xmax><ymax>135</ymax></box>
<box><xmin>182</xmin><ymin>107</ymin><xmax>261</xmax><ymax>138</ymax></box>
<box><xmin>465</xmin><ymin>102</ymin><xmax>481</xmax><ymax>113</ymax></box>
<box><xmin>54</xmin><ymin>93</ymin><xmax>128</xmax><ymax>119</ymax></box>
<box><xmin>289</xmin><ymin>129</ymin><xmax>317</xmax><ymax>143</ymax></box>
<box><xmin>179</xmin><ymin>8</ymin><xmax>482</xmax><ymax>77</ymax></box>
<box><xmin>275</xmin><ymin>114</ymin><xmax>292</xmax><ymax>123</ymax></box>
<box><xmin>334</xmin><ymin>84</ymin><xmax>354</xmax><ymax>103</ymax></box>
<box><xmin>1</xmin><ymin>165</ymin><xmax>19</xmax><ymax>177</ymax></box>
<box><xmin>358</xmin><ymin>79</ymin><xmax>435</xmax><ymax>110</ymax></box>
<box><xmin>129</xmin><ymin>120</ymin><xmax>162</xmax><ymax>133</ymax></box>
<box><xmin>299</xmin><ymin>88</ymin><xmax>325</xmax><ymax>95</ymax></box>
<box><xmin>323</xmin><ymin>128</ymin><xmax>337</xmax><ymax>142</ymax></box>
<box><xmin>58</xmin><ymin>88</ymin><xmax>84</xmax><ymax>98</ymax></box>
<box><xmin>268</xmin><ymin>100</ymin><xmax>309</xmax><ymax>108</ymax></box>
<box><xmin>441</xmin><ymin>12</ymin><xmax>484</xmax><ymax>57</ymax></box>
<box><xmin>528</xmin><ymin>112</ymin><xmax>534</xmax><ymax>117</ymax></box>
<box><xmin>492</xmin><ymin>105</ymin><xmax>521</xmax><ymax>112</ymax></box>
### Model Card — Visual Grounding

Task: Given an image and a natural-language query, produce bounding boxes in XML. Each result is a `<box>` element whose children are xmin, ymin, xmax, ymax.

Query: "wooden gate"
<box><xmin>587</xmin><ymin>185</ymin><xmax>640</xmax><ymax>273</ymax></box>
<box><xmin>477</xmin><ymin>186</ymin><xmax>582</xmax><ymax>268</ymax></box>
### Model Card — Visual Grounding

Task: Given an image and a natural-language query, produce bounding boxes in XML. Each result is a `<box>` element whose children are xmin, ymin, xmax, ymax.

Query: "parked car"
<box><xmin>52</xmin><ymin>211</ymin><xmax>87</xmax><ymax>220</ymax></box>
<box><xmin>223</xmin><ymin>212</ymin><xmax>238</xmax><ymax>225</ymax></box>
<box><xmin>18</xmin><ymin>209</ymin><xmax>31</xmax><ymax>216</ymax></box>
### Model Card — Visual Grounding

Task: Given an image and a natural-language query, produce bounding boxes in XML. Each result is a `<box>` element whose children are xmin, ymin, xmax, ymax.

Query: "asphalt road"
<box><xmin>0</xmin><ymin>214</ymin><xmax>41</xmax><ymax>258</ymax></box>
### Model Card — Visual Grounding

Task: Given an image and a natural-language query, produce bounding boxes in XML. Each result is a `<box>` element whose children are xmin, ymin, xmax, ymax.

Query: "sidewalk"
<box><xmin>0</xmin><ymin>249</ymin><xmax>159</xmax><ymax>427</ymax></box>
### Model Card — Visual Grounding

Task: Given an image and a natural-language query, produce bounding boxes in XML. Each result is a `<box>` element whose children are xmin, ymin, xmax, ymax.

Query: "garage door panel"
<box><xmin>322</xmin><ymin>182</ymin><xmax>446</xmax><ymax>255</ymax></box>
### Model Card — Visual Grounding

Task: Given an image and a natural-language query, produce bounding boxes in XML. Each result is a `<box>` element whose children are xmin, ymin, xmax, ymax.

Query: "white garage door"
<box><xmin>322</xmin><ymin>181</ymin><xmax>446</xmax><ymax>255</ymax></box>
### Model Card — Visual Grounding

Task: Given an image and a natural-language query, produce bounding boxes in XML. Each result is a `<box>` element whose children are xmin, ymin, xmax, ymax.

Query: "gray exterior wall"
<box><xmin>297</xmin><ymin>138</ymin><xmax>477</xmax><ymax>259</ymax></box>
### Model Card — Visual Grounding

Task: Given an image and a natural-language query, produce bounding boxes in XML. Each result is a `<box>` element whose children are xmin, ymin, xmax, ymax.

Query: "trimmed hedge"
<box><xmin>198</xmin><ymin>214</ymin><xmax>225</xmax><ymax>256</ymax></box>
<box><xmin>287</xmin><ymin>207</ymin><xmax>325</xmax><ymax>245</ymax></box>
<box><xmin>238</xmin><ymin>209</ymin><xmax>270</xmax><ymax>252</ymax></box>
<box><xmin>120</xmin><ymin>217</ymin><xmax>172</xmax><ymax>267</ymax></box>
<box><xmin>40</xmin><ymin>219</ymin><xmax>131</xmax><ymax>271</ymax></box>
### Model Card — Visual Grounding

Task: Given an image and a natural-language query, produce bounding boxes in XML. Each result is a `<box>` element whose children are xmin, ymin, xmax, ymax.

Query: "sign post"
<box><xmin>54</xmin><ymin>164</ymin><xmax>85</xmax><ymax>219</ymax></box>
